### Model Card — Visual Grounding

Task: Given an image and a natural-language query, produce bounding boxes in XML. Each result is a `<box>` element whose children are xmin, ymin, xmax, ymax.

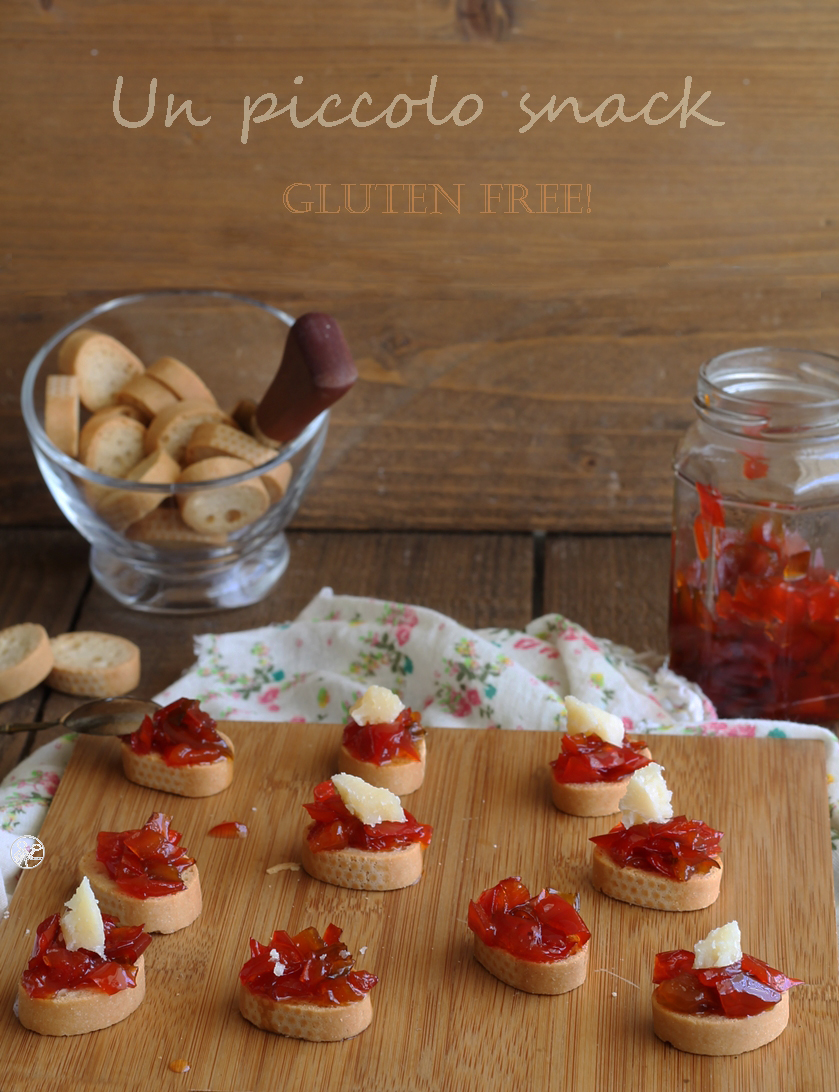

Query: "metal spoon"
<box><xmin>0</xmin><ymin>697</ymin><xmax>161</xmax><ymax>738</ymax></box>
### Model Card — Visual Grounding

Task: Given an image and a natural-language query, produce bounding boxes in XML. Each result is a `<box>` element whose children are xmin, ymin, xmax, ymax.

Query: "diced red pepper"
<box><xmin>21</xmin><ymin>913</ymin><xmax>151</xmax><ymax>999</ymax></box>
<box><xmin>670</xmin><ymin>500</ymin><xmax>839</xmax><ymax>722</ymax></box>
<box><xmin>303</xmin><ymin>780</ymin><xmax>432</xmax><ymax>853</ymax></box>
<box><xmin>239</xmin><ymin>924</ymin><xmax>377</xmax><ymax>1005</ymax></box>
<box><xmin>550</xmin><ymin>733</ymin><xmax>650</xmax><ymax>784</ymax></box>
<box><xmin>342</xmin><ymin>707</ymin><xmax>424</xmax><ymax>765</ymax></box>
<box><xmin>96</xmin><ymin>812</ymin><xmax>195</xmax><ymax>898</ymax></box>
<box><xmin>467</xmin><ymin>877</ymin><xmax>590</xmax><ymax>963</ymax></box>
<box><xmin>653</xmin><ymin>947</ymin><xmax>802</xmax><ymax>1017</ymax></box>
<box><xmin>122</xmin><ymin>697</ymin><xmax>232</xmax><ymax>767</ymax></box>
<box><xmin>590</xmin><ymin>816</ymin><xmax>723</xmax><ymax>881</ymax></box>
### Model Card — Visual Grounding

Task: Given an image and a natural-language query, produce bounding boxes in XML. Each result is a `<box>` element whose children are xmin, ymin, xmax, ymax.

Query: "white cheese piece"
<box><xmin>564</xmin><ymin>695</ymin><xmax>625</xmax><ymax>745</ymax></box>
<box><xmin>269</xmin><ymin>947</ymin><xmax>287</xmax><ymax>976</ymax></box>
<box><xmin>619</xmin><ymin>762</ymin><xmax>674</xmax><ymax>827</ymax></box>
<box><xmin>60</xmin><ymin>876</ymin><xmax>106</xmax><ymax>957</ymax></box>
<box><xmin>331</xmin><ymin>772</ymin><xmax>406</xmax><ymax>826</ymax></box>
<box><xmin>694</xmin><ymin>921</ymin><xmax>742</xmax><ymax>969</ymax></box>
<box><xmin>350</xmin><ymin>685</ymin><xmax>405</xmax><ymax>726</ymax></box>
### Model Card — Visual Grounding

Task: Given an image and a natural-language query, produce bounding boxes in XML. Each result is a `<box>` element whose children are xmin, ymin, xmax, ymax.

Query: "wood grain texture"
<box><xmin>6</xmin><ymin>291</ymin><xmax>837</xmax><ymax>531</ymax></box>
<box><xmin>543</xmin><ymin>534</ymin><xmax>672</xmax><ymax>655</ymax></box>
<box><xmin>0</xmin><ymin>530</ymin><xmax>90</xmax><ymax>777</ymax></box>
<box><xmin>3</xmin><ymin>2</ymin><xmax>839</xmax><ymax>531</ymax></box>
<box><xmin>0</xmin><ymin>726</ymin><xmax>835</xmax><ymax>1092</ymax></box>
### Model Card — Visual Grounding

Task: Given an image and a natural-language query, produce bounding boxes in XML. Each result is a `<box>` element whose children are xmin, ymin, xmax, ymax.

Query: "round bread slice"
<box><xmin>591</xmin><ymin>846</ymin><xmax>722</xmax><ymax>912</ymax></box>
<box><xmin>79</xmin><ymin>405</ymin><xmax>145</xmax><ymax>463</ymax></box>
<box><xmin>237</xmin><ymin>978</ymin><xmax>373</xmax><ymax>1041</ymax></box>
<box><xmin>82</xmin><ymin>414</ymin><xmax>147</xmax><ymax>479</ymax></box>
<box><xmin>183</xmin><ymin>421</ymin><xmax>275</xmax><ymax>467</ymax></box>
<box><xmin>176</xmin><ymin>457</ymin><xmax>270</xmax><ymax>535</ymax></box>
<box><xmin>44</xmin><ymin>374</ymin><xmax>80</xmax><ymax>457</ymax></box>
<box><xmin>0</xmin><ymin>623</ymin><xmax>53</xmax><ymax>702</ymax></box>
<box><xmin>17</xmin><ymin>955</ymin><xmax>145</xmax><ymax>1036</ymax></box>
<box><xmin>79</xmin><ymin>850</ymin><xmax>201</xmax><ymax>934</ymax></box>
<box><xmin>115</xmin><ymin>373</ymin><xmax>178</xmax><ymax>422</ymax></box>
<box><xmin>261</xmin><ymin>460</ymin><xmax>293</xmax><ymax>503</ymax></box>
<box><xmin>58</xmin><ymin>329</ymin><xmax>145</xmax><ymax>413</ymax></box>
<box><xmin>652</xmin><ymin>988</ymin><xmax>789</xmax><ymax>1055</ymax></box>
<box><xmin>95</xmin><ymin>449</ymin><xmax>180</xmax><ymax>532</ymax></box>
<box><xmin>125</xmin><ymin>507</ymin><xmax>227</xmax><ymax>547</ymax></box>
<box><xmin>121</xmin><ymin>730</ymin><xmax>234</xmax><ymax>797</ymax></box>
<box><xmin>144</xmin><ymin>399</ymin><xmax>232</xmax><ymax>462</ymax></box>
<box><xmin>300</xmin><ymin>835</ymin><xmax>424</xmax><ymax>891</ymax></box>
<box><xmin>473</xmin><ymin>936</ymin><xmax>589</xmax><ymax>995</ymax></box>
<box><xmin>337</xmin><ymin>737</ymin><xmax>426</xmax><ymax>796</ymax></box>
<box><xmin>550</xmin><ymin>747</ymin><xmax>652</xmax><ymax>817</ymax></box>
<box><xmin>47</xmin><ymin>632</ymin><xmax>141</xmax><ymax>698</ymax></box>
<box><xmin>146</xmin><ymin>356</ymin><xmax>217</xmax><ymax>404</ymax></box>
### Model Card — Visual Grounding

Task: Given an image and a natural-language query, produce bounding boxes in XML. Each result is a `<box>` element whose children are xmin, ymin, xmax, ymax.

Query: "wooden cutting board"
<box><xmin>1</xmin><ymin>726</ymin><xmax>837</xmax><ymax>1092</ymax></box>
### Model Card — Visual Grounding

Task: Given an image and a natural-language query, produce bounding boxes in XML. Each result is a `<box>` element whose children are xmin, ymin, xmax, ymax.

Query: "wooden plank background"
<box><xmin>2</xmin><ymin>1</ymin><xmax>838</xmax><ymax>531</ymax></box>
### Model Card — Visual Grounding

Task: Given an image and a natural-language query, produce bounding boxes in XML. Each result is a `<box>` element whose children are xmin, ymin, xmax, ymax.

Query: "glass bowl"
<box><xmin>21</xmin><ymin>290</ymin><xmax>329</xmax><ymax>613</ymax></box>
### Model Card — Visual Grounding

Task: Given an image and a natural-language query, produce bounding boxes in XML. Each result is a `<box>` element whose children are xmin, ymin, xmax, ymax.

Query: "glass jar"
<box><xmin>668</xmin><ymin>347</ymin><xmax>839</xmax><ymax>724</ymax></box>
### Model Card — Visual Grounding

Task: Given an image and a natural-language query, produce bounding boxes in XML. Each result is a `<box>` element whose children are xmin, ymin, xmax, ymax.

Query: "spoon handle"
<box><xmin>0</xmin><ymin>722</ymin><xmax>61</xmax><ymax>735</ymax></box>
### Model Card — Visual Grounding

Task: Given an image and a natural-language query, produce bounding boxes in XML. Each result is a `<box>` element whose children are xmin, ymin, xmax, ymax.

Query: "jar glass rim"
<box><xmin>696</xmin><ymin>346</ymin><xmax>839</xmax><ymax>437</ymax></box>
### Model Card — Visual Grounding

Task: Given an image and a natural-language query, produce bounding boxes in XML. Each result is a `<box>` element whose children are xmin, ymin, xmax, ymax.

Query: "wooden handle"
<box><xmin>253</xmin><ymin>313</ymin><xmax>357</xmax><ymax>447</ymax></box>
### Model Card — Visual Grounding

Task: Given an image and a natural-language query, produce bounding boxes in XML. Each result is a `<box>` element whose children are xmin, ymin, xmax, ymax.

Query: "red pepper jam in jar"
<box><xmin>668</xmin><ymin>347</ymin><xmax>839</xmax><ymax>723</ymax></box>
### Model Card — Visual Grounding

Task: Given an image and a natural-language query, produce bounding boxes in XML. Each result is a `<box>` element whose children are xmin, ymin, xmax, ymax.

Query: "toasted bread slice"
<box><xmin>121</xmin><ymin>730</ymin><xmax>234</xmax><ymax>797</ymax></box>
<box><xmin>473</xmin><ymin>936</ymin><xmax>589</xmax><ymax>995</ymax></box>
<box><xmin>0</xmin><ymin>622</ymin><xmax>53</xmax><ymax>702</ymax></box>
<box><xmin>58</xmin><ymin>329</ymin><xmax>145</xmax><ymax>412</ymax></box>
<box><xmin>47</xmin><ymin>632</ymin><xmax>141</xmax><ymax>698</ymax></box>
<box><xmin>337</xmin><ymin>737</ymin><xmax>426</xmax><ymax>797</ymax></box>
<box><xmin>95</xmin><ymin>449</ymin><xmax>180</xmax><ymax>532</ymax></box>
<box><xmin>79</xmin><ymin>851</ymin><xmax>202</xmax><ymax>934</ymax></box>
<box><xmin>237</xmin><ymin>979</ymin><xmax>372</xmax><ymax>1041</ymax></box>
<box><xmin>115</xmin><ymin>373</ymin><xmax>178</xmax><ymax>422</ymax></box>
<box><xmin>144</xmin><ymin>399</ymin><xmax>231</xmax><ymax>462</ymax></box>
<box><xmin>78</xmin><ymin>405</ymin><xmax>145</xmax><ymax>462</ymax></box>
<box><xmin>146</xmin><ymin>356</ymin><xmax>216</xmax><ymax>404</ymax></box>
<box><xmin>652</xmin><ymin>988</ymin><xmax>789</xmax><ymax>1055</ymax></box>
<box><xmin>17</xmin><ymin>955</ymin><xmax>145</xmax><ymax>1036</ymax></box>
<box><xmin>550</xmin><ymin>746</ymin><xmax>652</xmax><ymax>817</ymax></box>
<box><xmin>176</xmin><ymin>457</ymin><xmax>270</xmax><ymax>534</ymax></box>
<box><xmin>82</xmin><ymin>414</ymin><xmax>147</xmax><ymax>479</ymax></box>
<box><xmin>183</xmin><ymin>421</ymin><xmax>275</xmax><ymax>467</ymax></box>
<box><xmin>591</xmin><ymin>846</ymin><xmax>722</xmax><ymax>911</ymax></box>
<box><xmin>44</xmin><ymin>374</ymin><xmax>80</xmax><ymax>457</ymax></box>
<box><xmin>125</xmin><ymin>506</ymin><xmax>227</xmax><ymax>547</ymax></box>
<box><xmin>300</xmin><ymin>835</ymin><xmax>424</xmax><ymax>891</ymax></box>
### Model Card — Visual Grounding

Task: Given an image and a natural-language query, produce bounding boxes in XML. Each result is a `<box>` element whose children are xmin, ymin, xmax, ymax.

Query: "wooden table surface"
<box><xmin>0</xmin><ymin>0</ymin><xmax>836</xmax><ymax>863</ymax></box>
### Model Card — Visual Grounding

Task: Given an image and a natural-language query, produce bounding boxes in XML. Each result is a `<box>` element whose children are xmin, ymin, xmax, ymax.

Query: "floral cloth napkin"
<box><xmin>2</xmin><ymin>588</ymin><xmax>838</xmax><ymax>926</ymax></box>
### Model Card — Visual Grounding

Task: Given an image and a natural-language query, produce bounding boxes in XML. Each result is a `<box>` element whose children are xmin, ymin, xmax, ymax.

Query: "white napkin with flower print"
<box><xmin>2</xmin><ymin>588</ymin><xmax>837</xmax><ymax>924</ymax></box>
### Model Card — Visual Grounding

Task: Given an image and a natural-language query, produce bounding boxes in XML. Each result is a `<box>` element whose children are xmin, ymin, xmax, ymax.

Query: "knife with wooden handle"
<box><xmin>251</xmin><ymin>312</ymin><xmax>357</xmax><ymax>448</ymax></box>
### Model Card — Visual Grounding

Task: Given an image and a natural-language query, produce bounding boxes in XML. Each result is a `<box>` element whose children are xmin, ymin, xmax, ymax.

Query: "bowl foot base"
<box><xmin>90</xmin><ymin>534</ymin><xmax>290</xmax><ymax>614</ymax></box>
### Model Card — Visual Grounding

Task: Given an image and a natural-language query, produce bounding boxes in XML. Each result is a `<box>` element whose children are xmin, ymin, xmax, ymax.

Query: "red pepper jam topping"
<box><xmin>590</xmin><ymin>816</ymin><xmax>723</xmax><ymax>881</ymax></box>
<box><xmin>96</xmin><ymin>812</ymin><xmax>195</xmax><ymax>898</ymax></box>
<box><xmin>467</xmin><ymin>876</ymin><xmax>590</xmax><ymax>963</ymax></box>
<box><xmin>670</xmin><ymin>490</ymin><xmax>839</xmax><ymax>722</ymax></box>
<box><xmin>550</xmin><ymin>733</ymin><xmax>650</xmax><ymax>784</ymax></box>
<box><xmin>123</xmin><ymin>697</ymin><xmax>232</xmax><ymax>767</ymax></box>
<box><xmin>303</xmin><ymin>780</ymin><xmax>433</xmax><ymax>853</ymax></box>
<box><xmin>21</xmin><ymin>912</ymin><xmax>151</xmax><ymax>999</ymax></box>
<box><xmin>342</xmin><ymin>707</ymin><xmax>425</xmax><ymax>766</ymax></box>
<box><xmin>208</xmin><ymin>821</ymin><xmax>248</xmax><ymax>839</ymax></box>
<box><xmin>653</xmin><ymin>948</ymin><xmax>802</xmax><ymax>1018</ymax></box>
<box><xmin>239</xmin><ymin>924</ymin><xmax>378</xmax><ymax>1006</ymax></box>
